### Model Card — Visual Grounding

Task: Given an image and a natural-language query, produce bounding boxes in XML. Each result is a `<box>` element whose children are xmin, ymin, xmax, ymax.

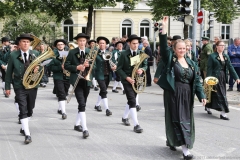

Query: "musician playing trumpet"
<box><xmin>48</xmin><ymin>39</ymin><xmax>70</xmax><ymax>119</ymax></box>
<box><xmin>64</xmin><ymin>33</ymin><xmax>91</xmax><ymax>138</ymax></box>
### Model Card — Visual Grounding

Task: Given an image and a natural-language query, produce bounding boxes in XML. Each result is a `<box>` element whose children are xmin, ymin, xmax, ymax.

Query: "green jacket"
<box><xmin>93</xmin><ymin>50</ymin><xmax>112</xmax><ymax>81</ymax></box>
<box><xmin>48</xmin><ymin>50</ymin><xmax>70</xmax><ymax>81</ymax></box>
<box><xmin>5</xmin><ymin>50</ymin><xmax>40</xmax><ymax>90</ymax></box>
<box><xmin>0</xmin><ymin>46</ymin><xmax>11</xmax><ymax>66</ymax></box>
<box><xmin>155</xmin><ymin>33</ymin><xmax>205</xmax><ymax>102</ymax></box>
<box><xmin>64</xmin><ymin>47</ymin><xmax>92</xmax><ymax>86</ymax></box>
<box><xmin>116</xmin><ymin>49</ymin><xmax>148</xmax><ymax>84</ymax></box>
<box><xmin>207</xmin><ymin>52</ymin><xmax>239</xmax><ymax>82</ymax></box>
<box><xmin>200</xmin><ymin>43</ymin><xmax>213</xmax><ymax>71</ymax></box>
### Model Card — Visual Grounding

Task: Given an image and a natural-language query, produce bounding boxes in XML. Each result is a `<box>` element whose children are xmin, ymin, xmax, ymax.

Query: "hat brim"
<box><xmin>73</xmin><ymin>35</ymin><xmax>90</xmax><ymax>40</ymax></box>
<box><xmin>54</xmin><ymin>39</ymin><xmax>67</xmax><ymax>47</ymax></box>
<box><xmin>16</xmin><ymin>37</ymin><xmax>34</xmax><ymax>41</ymax></box>
<box><xmin>88</xmin><ymin>40</ymin><xmax>96</xmax><ymax>45</ymax></box>
<box><xmin>126</xmin><ymin>37</ymin><xmax>141</xmax><ymax>42</ymax></box>
<box><xmin>97</xmin><ymin>36</ymin><xmax>110</xmax><ymax>44</ymax></box>
<box><xmin>115</xmin><ymin>41</ymin><xmax>124</xmax><ymax>47</ymax></box>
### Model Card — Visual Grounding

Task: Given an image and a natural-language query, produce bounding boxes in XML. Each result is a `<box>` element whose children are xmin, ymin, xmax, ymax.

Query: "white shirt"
<box><xmin>130</xmin><ymin>49</ymin><xmax>137</xmax><ymax>56</ymax></box>
<box><xmin>21</xmin><ymin>50</ymin><xmax>30</xmax><ymax>63</ymax></box>
<box><xmin>79</xmin><ymin>48</ymin><xmax>85</xmax><ymax>55</ymax></box>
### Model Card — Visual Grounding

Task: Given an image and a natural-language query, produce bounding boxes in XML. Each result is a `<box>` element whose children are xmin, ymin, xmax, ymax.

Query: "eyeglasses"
<box><xmin>57</xmin><ymin>44</ymin><xmax>65</xmax><ymax>46</ymax></box>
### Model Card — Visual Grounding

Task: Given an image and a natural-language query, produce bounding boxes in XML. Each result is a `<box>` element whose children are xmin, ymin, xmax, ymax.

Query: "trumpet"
<box><xmin>62</xmin><ymin>56</ymin><xmax>70</xmax><ymax>77</ymax></box>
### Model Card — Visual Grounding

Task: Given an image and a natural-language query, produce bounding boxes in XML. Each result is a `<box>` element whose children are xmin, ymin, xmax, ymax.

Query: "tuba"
<box><xmin>131</xmin><ymin>52</ymin><xmax>149</xmax><ymax>94</ymax></box>
<box><xmin>30</xmin><ymin>34</ymin><xmax>42</xmax><ymax>50</ymax></box>
<box><xmin>22</xmin><ymin>46</ymin><xmax>55</xmax><ymax>89</ymax></box>
<box><xmin>68</xmin><ymin>42</ymin><xmax>78</xmax><ymax>50</ymax></box>
<box><xmin>204</xmin><ymin>76</ymin><xmax>219</xmax><ymax>103</ymax></box>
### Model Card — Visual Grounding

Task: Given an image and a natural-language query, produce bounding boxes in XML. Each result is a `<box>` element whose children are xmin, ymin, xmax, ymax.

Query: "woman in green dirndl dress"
<box><xmin>154</xmin><ymin>16</ymin><xmax>206</xmax><ymax>160</ymax></box>
<box><xmin>205</xmin><ymin>41</ymin><xmax>240</xmax><ymax>120</ymax></box>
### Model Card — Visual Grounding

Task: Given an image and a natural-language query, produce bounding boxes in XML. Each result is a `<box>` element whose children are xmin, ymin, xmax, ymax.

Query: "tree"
<box><xmin>2</xmin><ymin>0</ymin><xmax>140</xmax><ymax>38</ymax></box>
<box><xmin>1</xmin><ymin>12</ymin><xmax>64</xmax><ymax>44</ymax></box>
<box><xmin>147</xmin><ymin>0</ymin><xmax>240</xmax><ymax>38</ymax></box>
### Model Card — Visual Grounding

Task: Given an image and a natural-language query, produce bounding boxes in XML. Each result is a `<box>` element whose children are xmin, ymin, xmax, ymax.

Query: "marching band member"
<box><xmin>5</xmin><ymin>33</ymin><xmax>40</xmax><ymax>144</ymax></box>
<box><xmin>48</xmin><ymin>39</ymin><xmax>70</xmax><ymax>119</ymax></box>
<box><xmin>88</xmin><ymin>39</ymin><xmax>99</xmax><ymax>91</ymax></box>
<box><xmin>93</xmin><ymin>36</ymin><xmax>113</xmax><ymax>116</ymax></box>
<box><xmin>153</xmin><ymin>17</ymin><xmax>206</xmax><ymax>160</ymax></box>
<box><xmin>116</xmin><ymin>34</ymin><xmax>147</xmax><ymax>133</ymax></box>
<box><xmin>64</xmin><ymin>33</ymin><xmax>91</xmax><ymax>138</ymax></box>
<box><xmin>112</xmin><ymin>41</ymin><xmax>125</xmax><ymax>94</ymax></box>
<box><xmin>206</xmin><ymin>40</ymin><xmax>240</xmax><ymax>120</ymax></box>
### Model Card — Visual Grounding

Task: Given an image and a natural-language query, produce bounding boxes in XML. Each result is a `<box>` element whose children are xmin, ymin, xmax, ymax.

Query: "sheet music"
<box><xmin>130</xmin><ymin>55</ymin><xmax>140</xmax><ymax>66</ymax></box>
<box><xmin>59</xmin><ymin>51</ymin><xmax>69</xmax><ymax>58</ymax></box>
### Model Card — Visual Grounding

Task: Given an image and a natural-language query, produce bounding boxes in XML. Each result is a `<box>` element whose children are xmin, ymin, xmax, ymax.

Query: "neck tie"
<box><xmin>81</xmin><ymin>51</ymin><xmax>84</xmax><ymax>58</ymax></box>
<box><xmin>24</xmin><ymin>53</ymin><xmax>27</xmax><ymax>63</ymax></box>
<box><xmin>133</xmin><ymin>51</ymin><xmax>136</xmax><ymax>57</ymax></box>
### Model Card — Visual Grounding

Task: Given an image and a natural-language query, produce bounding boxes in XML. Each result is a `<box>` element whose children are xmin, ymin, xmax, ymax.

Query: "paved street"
<box><xmin>0</xmin><ymin>76</ymin><xmax>240</xmax><ymax>160</ymax></box>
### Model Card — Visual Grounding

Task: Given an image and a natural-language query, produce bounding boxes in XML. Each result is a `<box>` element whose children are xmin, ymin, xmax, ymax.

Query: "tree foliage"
<box><xmin>147</xmin><ymin>0</ymin><xmax>240</xmax><ymax>24</ymax></box>
<box><xmin>1</xmin><ymin>12</ymin><xmax>64</xmax><ymax>43</ymax></box>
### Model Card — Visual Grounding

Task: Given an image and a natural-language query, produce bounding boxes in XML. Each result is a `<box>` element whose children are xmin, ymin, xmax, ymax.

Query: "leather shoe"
<box><xmin>94</xmin><ymin>105</ymin><xmax>102</xmax><ymax>112</ymax></box>
<box><xmin>24</xmin><ymin>135</ymin><xmax>32</xmax><ymax>144</ymax></box>
<box><xmin>112</xmin><ymin>89</ymin><xmax>119</xmax><ymax>93</ymax></box>
<box><xmin>123</xmin><ymin>90</ymin><xmax>125</xmax><ymax>94</ymax></box>
<box><xmin>18</xmin><ymin>118</ymin><xmax>21</xmax><ymax>124</ymax></box>
<box><xmin>146</xmin><ymin>84</ymin><xmax>151</xmax><ymax>87</ymax></box>
<box><xmin>227</xmin><ymin>87</ymin><xmax>233</xmax><ymax>91</ymax></box>
<box><xmin>94</xmin><ymin>87</ymin><xmax>99</xmax><ymax>91</ymax></box>
<box><xmin>83</xmin><ymin>130</ymin><xmax>89</xmax><ymax>138</ymax></box>
<box><xmin>136</xmin><ymin>105</ymin><xmax>141</xmax><ymax>112</ymax></box>
<box><xmin>183</xmin><ymin>154</ymin><xmax>194</xmax><ymax>160</ymax></box>
<box><xmin>122</xmin><ymin>118</ymin><xmax>130</xmax><ymax>126</ymax></box>
<box><xmin>57</xmin><ymin>110</ymin><xmax>62</xmax><ymax>115</ymax></box>
<box><xmin>74</xmin><ymin>125</ymin><xmax>83</xmax><ymax>132</ymax></box>
<box><xmin>166</xmin><ymin>141</ymin><xmax>176</xmax><ymax>151</ymax></box>
<box><xmin>237</xmin><ymin>88</ymin><xmax>240</xmax><ymax>92</ymax></box>
<box><xmin>62</xmin><ymin>113</ymin><xmax>67</xmax><ymax>119</ymax></box>
<box><xmin>133</xmin><ymin>125</ymin><xmax>143</xmax><ymax>133</ymax></box>
<box><xmin>205</xmin><ymin>107</ymin><xmax>212</xmax><ymax>114</ymax></box>
<box><xmin>20</xmin><ymin>128</ymin><xmax>25</xmax><ymax>136</ymax></box>
<box><xmin>220</xmin><ymin>115</ymin><xmax>229</xmax><ymax>120</ymax></box>
<box><xmin>106</xmin><ymin>109</ymin><xmax>112</xmax><ymax>116</ymax></box>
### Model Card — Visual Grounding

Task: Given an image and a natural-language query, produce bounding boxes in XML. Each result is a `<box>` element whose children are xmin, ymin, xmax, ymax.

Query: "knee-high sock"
<box><xmin>96</xmin><ymin>95</ymin><xmax>102</xmax><ymax>106</ymax></box>
<box><xmin>79</xmin><ymin>112</ymin><xmax>87</xmax><ymax>131</ymax></box>
<box><xmin>221</xmin><ymin>111</ymin><xmax>227</xmax><ymax>117</ymax></box>
<box><xmin>136</xmin><ymin>94</ymin><xmax>139</xmax><ymax>106</ymax></box>
<box><xmin>75</xmin><ymin>112</ymin><xmax>81</xmax><ymax>126</ymax></box>
<box><xmin>21</xmin><ymin>118</ymin><xmax>30</xmax><ymax>136</ymax></box>
<box><xmin>102</xmin><ymin>98</ymin><xmax>109</xmax><ymax>110</ymax></box>
<box><xmin>130</xmin><ymin>108</ymin><xmax>138</xmax><ymax>126</ymax></box>
<box><xmin>59</xmin><ymin>101</ymin><xmax>66</xmax><ymax>113</ymax></box>
<box><xmin>92</xmin><ymin>78</ymin><xmax>97</xmax><ymax>87</ymax></box>
<box><xmin>15</xmin><ymin>103</ymin><xmax>20</xmax><ymax>114</ymax></box>
<box><xmin>181</xmin><ymin>145</ymin><xmax>191</xmax><ymax>156</ymax></box>
<box><xmin>113</xmin><ymin>81</ymin><xmax>118</xmax><ymax>90</ymax></box>
<box><xmin>2</xmin><ymin>82</ymin><xmax>5</xmax><ymax>90</ymax></box>
<box><xmin>123</xmin><ymin>104</ymin><xmax>130</xmax><ymax>119</ymax></box>
<box><xmin>119</xmin><ymin>82</ymin><xmax>124</xmax><ymax>91</ymax></box>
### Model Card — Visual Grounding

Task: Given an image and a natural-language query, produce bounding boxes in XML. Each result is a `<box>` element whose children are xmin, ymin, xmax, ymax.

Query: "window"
<box><xmin>221</xmin><ymin>25</ymin><xmax>230</xmax><ymax>40</ymax></box>
<box><xmin>63</xmin><ymin>19</ymin><xmax>74</xmax><ymax>41</ymax></box>
<box><xmin>140</xmin><ymin>20</ymin><xmax>150</xmax><ymax>38</ymax></box>
<box><xmin>82</xmin><ymin>27</ymin><xmax>86</xmax><ymax>34</ymax></box>
<box><xmin>203</xmin><ymin>29</ymin><xmax>211</xmax><ymax>38</ymax></box>
<box><xmin>122</xmin><ymin>19</ymin><xmax>132</xmax><ymax>37</ymax></box>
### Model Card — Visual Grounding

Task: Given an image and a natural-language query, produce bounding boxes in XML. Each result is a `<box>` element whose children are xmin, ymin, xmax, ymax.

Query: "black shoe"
<box><xmin>227</xmin><ymin>87</ymin><xmax>233</xmax><ymax>91</ymax></box>
<box><xmin>205</xmin><ymin>107</ymin><xmax>212</xmax><ymax>114</ymax></box>
<box><xmin>83</xmin><ymin>130</ymin><xmax>89</xmax><ymax>138</ymax></box>
<box><xmin>220</xmin><ymin>115</ymin><xmax>229</xmax><ymax>120</ymax></box>
<box><xmin>20</xmin><ymin>128</ymin><xmax>25</xmax><ymax>136</ymax></box>
<box><xmin>183</xmin><ymin>154</ymin><xmax>194</xmax><ymax>160</ymax></box>
<box><xmin>106</xmin><ymin>109</ymin><xmax>112</xmax><ymax>116</ymax></box>
<box><xmin>62</xmin><ymin>113</ymin><xmax>67</xmax><ymax>119</ymax></box>
<box><xmin>94</xmin><ymin>105</ymin><xmax>102</xmax><ymax>112</ymax></box>
<box><xmin>57</xmin><ymin>110</ymin><xmax>62</xmax><ymax>115</ymax></box>
<box><xmin>166</xmin><ymin>141</ymin><xmax>176</xmax><ymax>151</ymax></box>
<box><xmin>122</xmin><ymin>118</ymin><xmax>130</xmax><ymax>126</ymax></box>
<box><xmin>94</xmin><ymin>87</ymin><xmax>99</xmax><ymax>91</ymax></box>
<box><xmin>90</xmin><ymin>85</ymin><xmax>94</xmax><ymax>89</ymax></box>
<box><xmin>74</xmin><ymin>125</ymin><xmax>83</xmax><ymax>132</ymax></box>
<box><xmin>24</xmin><ymin>135</ymin><xmax>32</xmax><ymax>144</ymax></box>
<box><xmin>136</xmin><ymin>105</ymin><xmax>141</xmax><ymax>112</ymax></box>
<box><xmin>123</xmin><ymin>90</ymin><xmax>125</xmax><ymax>94</ymax></box>
<box><xmin>18</xmin><ymin>118</ymin><xmax>21</xmax><ymax>124</ymax></box>
<box><xmin>237</xmin><ymin>88</ymin><xmax>240</xmax><ymax>92</ymax></box>
<box><xmin>146</xmin><ymin>84</ymin><xmax>152</xmax><ymax>87</ymax></box>
<box><xmin>133</xmin><ymin>125</ymin><xmax>143</xmax><ymax>133</ymax></box>
<box><xmin>112</xmin><ymin>89</ymin><xmax>119</xmax><ymax>93</ymax></box>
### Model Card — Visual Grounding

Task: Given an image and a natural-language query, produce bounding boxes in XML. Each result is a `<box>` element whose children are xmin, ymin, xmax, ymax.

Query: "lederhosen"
<box><xmin>14</xmin><ymin>53</ymin><xmax>38</xmax><ymax>119</ymax></box>
<box><xmin>74</xmin><ymin>51</ymin><xmax>90</xmax><ymax>112</ymax></box>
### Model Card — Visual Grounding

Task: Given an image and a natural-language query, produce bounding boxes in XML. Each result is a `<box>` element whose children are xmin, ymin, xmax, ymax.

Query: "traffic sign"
<box><xmin>197</xmin><ymin>11</ymin><xmax>203</xmax><ymax>24</ymax></box>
